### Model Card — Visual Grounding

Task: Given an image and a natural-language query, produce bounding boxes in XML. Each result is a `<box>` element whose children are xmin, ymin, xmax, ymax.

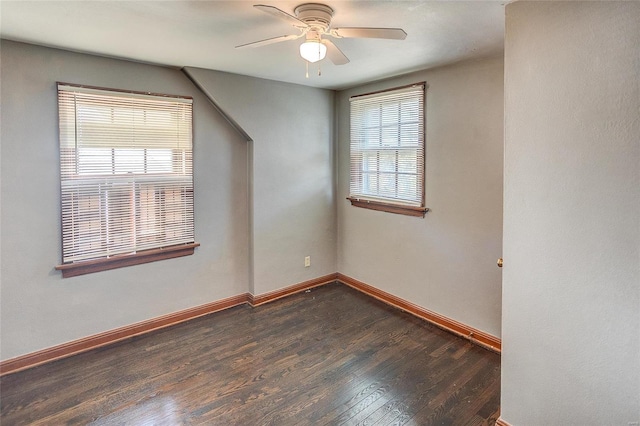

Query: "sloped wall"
<box><xmin>183</xmin><ymin>67</ymin><xmax>336</xmax><ymax>296</ymax></box>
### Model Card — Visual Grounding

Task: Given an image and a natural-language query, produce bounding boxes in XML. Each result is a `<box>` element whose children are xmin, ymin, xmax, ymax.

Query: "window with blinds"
<box><xmin>57</xmin><ymin>83</ymin><xmax>196</xmax><ymax>270</ymax></box>
<box><xmin>348</xmin><ymin>83</ymin><xmax>427</xmax><ymax>217</ymax></box>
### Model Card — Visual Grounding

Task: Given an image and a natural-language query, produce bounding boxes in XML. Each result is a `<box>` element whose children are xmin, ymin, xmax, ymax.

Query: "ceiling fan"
<box><xmin>236</xmin><ymin>3</ymin><xmax>407</xmax><ymax>67</ymax></box>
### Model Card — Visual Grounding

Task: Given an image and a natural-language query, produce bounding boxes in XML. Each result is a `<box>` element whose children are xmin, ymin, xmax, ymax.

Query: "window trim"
<box><xmin>56</xmin><ymin>81</ymin><xmax>193</xmax><ymax>101</ymax></box>
<box><xmin>346</xmin><ymin>197</ymin><xmax>429</xmax><ymax>217</ymax></box>
<box><xmin>348</xmin><ymin>82</ymin><xmax>427</xmax><ymax>217</ymax></box>
<box><xmin>55</xmin><ymin>242</ymin><xmax>200</xmax><ymax>278</ymax></box>
<box><xmin>55</xmin><ymin>82</ymin><xmax>198</xmax><ymax>276</ymax></box>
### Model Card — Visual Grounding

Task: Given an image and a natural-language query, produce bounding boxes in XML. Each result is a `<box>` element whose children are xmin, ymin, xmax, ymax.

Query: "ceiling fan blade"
<box><xmin>254</xmin><ymin>4</ymin><xmax>309</xmax><ymax>28</ymax></box>
<box><xmin>236</xmin><ymin>34</ymin><xmax>302</xmax><ymax>49</ymax></box>
<box><xmin>323</xmin><ymin>40</ymin><xmax>350</xmax><ymax>65</ymax></box>
<box><xmin>331</xmin><ymin>27</ymin><xmax>407</xmax><ymax>40</ymax></box>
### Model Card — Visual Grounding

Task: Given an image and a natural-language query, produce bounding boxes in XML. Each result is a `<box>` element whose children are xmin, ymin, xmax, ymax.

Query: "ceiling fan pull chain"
<box><xmin>317</xmin><ymin>41</ymin><xmax>322</xmax><ymax>76</ymax></box>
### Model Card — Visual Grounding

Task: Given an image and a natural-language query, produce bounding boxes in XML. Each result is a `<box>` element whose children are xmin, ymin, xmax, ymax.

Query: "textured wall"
<box><xmin>0</xmin><ymin>41</ymin><xmax>250</xmax><ymax>360</ymax></box>
<box><xmin>502</xmin><ymin>2</ymin><xmax>640</xmax><ymax>423</ymax></box>
<box><xmin>336</xmin><ymin>56</ymin><xmax>504</xmax><ymax>338</ymax></box>
<box><xmin>182</xmin><ymin>68</ymin><xmax>336</xmax><ymax>296</ymax></box>
<box><xmin>1</xmin><ymin>39</ymin><xmax>503</xmax><ymax>367</ymax></box>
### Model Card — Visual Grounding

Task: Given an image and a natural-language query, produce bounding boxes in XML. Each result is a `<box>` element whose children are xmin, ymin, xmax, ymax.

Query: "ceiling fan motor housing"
<box><xmin>294</xmin><ymin>3</ymin><xmax>334</xmax><ymax>32</ymax></box>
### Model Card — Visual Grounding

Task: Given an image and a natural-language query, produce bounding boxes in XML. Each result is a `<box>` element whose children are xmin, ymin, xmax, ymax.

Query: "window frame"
<box><xmin>347</xmin><ymin>82</ymin><xmax>428</xmax><ymax>217</ymax></box>
<box><xmin>54</xmin><ymin>82</ymin><xmax>198</xmax><ymax>278</ymax></box>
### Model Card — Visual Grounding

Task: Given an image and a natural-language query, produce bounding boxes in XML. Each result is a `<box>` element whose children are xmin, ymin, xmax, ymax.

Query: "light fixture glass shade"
<box><xmin>299</xmin><ymin>40</ymin><xmax>327</xmax><ymax>63</ymax></box>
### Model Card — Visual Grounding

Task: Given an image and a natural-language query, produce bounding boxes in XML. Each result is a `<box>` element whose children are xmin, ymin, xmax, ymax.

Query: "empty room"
<box><xmin>0</xmin><ymin>1</ymin><xmax>638</xmax><ymax>425</ymax></box>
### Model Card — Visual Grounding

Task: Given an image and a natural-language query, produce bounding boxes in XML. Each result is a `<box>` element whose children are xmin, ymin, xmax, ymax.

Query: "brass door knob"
<box><xmin>497</xmin><ymin>258</ymin><xmax>503</xmax><ymax>268</ymax></box>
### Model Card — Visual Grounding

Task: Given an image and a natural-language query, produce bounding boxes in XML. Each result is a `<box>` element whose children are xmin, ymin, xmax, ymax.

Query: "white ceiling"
<box><xmin>0</xmin><ymin>1</ymin><xmax>505</xmax><ymax>90</ymax></box>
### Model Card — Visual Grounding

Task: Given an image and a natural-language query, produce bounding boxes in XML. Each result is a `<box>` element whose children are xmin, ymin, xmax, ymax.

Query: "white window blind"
<box><xmin>349</xmin><ymin>83</ymin><xmax>425</xmax><ymax>207</ymax></box>
<box><xmin>58</xmin><ymin>84</ymin><xmax>194</xmax><ymax>263</ymax></box>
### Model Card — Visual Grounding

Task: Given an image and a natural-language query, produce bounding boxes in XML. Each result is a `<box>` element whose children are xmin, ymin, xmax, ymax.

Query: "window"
<box><xmin>55</xmin><ymin>83</ymin><xmax>198</xmax><ymax>278</ymax></box>
<box><xmin>348</xmin><ymin>83</ymin><xmax>428</xmax><ymax>217</ymax></box>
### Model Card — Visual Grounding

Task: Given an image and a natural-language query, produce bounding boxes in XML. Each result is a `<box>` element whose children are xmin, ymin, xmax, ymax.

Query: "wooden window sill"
<box><xmin>347</xmin><ymin>197</ymin><xmax>428</xmax><ymax>217</ymax></box>
<box><xmin>55</xmin><ymin>243</ymin><xmax>200</xmax><ymax>278</ymax></box>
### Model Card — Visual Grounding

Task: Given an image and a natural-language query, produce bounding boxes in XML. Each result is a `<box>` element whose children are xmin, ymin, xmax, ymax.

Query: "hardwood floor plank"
<box><xmin>0</xmin><ymin>283</ymin><xmax>500</xmax><ymax>425</ymax></box>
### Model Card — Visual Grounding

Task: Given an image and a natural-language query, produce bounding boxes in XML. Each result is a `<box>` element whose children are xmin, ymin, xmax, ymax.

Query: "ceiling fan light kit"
<box><xmin>299</xmin><ymin>40</ymin><xmax>327</xmax><ymax>63</ymax></box>
<box><xmin>236</xmin><ymin>3</ymin><xmax>407</xmax><ymax>75</ymax></box>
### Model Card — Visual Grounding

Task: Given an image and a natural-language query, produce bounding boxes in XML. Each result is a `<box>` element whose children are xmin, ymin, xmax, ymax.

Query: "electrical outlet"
<box><xmin>304</xmin><ymin>256</ymin><xmax>311</xmax><ymax>267</ymax></box>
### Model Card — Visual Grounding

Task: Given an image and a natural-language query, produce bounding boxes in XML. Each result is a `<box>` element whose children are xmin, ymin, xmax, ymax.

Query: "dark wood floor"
<box><xmin>0</xmin><ymin>283</ymin><xmax>500</xmax><ymax>425</ymax></box>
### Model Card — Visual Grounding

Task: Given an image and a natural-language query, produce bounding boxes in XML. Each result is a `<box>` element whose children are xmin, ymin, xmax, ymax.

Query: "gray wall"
<box><xmin>336</xmin><ymin>57</ymin><xmax>504</xmax><ymax>338</ymax></box>
<box><xmin>0</xmin><ymin>41</ymin><xmax>334</xmax><ymax>360</ymax></box>
<box><xmin>502</xmin><ymin>2</ymin><xmax>640</xmax><ymax>424</ymax></box>
<box><xmin>182</xmin><ymin>68</ymin><xmax>336</xmax><ymax>296</ymax></box>
<box><xmin>1</xmin><ymin>40</ymin><xmax>502</xmax><ymax>364</ymax></box>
